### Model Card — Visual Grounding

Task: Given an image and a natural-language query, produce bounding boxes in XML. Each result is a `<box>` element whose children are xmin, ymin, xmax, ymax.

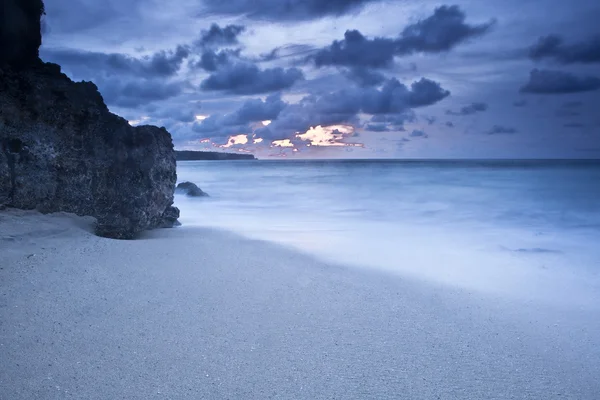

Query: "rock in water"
<box><xmin>0</xmin><ymin>0</ymin><xmax>178</xmax><ymax>239</ymax></box>
<box><xmin>176</xmin><ymin>182</ymin><xmax>209</xmax><ymax>197</ymax></box>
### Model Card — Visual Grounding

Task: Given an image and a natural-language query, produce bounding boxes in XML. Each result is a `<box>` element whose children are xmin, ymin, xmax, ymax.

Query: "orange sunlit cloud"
<box><xmin>221</xmin><ymin>134</ymin><xmax>249</xmax><ymax>148</ymax></box>
<box><xmin>271</xmin><ymin>139</ymin><xmax>295</xmax><ymax>147</ymax></box>
<box><xmin>296</xmin><ymin>125</ymin><xmax>364</xmax><ymax>147</ymax></box>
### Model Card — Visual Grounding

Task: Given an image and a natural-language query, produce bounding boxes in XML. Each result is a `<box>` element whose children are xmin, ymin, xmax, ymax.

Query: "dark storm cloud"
<box><xmin>405</xmin><ymin>78</ymin><xmax>450</xmax><ymax>108</ymax></box>
<box><xmin>232</xmin><ymin>94</ymin><xmax>287</xmax><ymax>123</ymax></box>
<box><xmin>195</xmin><ymin>49</ymin><xmax>240</xmax><ymax>71</ymax></box>
<box><xmin>192</xmin><ymin>119</ymin><xmax>251</xmax><ymax>138</ymax></box>
<box><xmin>395</xmin><ymin>5</ymin><xmax>495</xmax><ymax>54</ymax></box>
<box><xmin>314</xmin><ymin>30</ymin><xmax>397</xmax><ymax>69</ymax></box>
<box><xmin>256</xmin><ymin>77</ymin><xmax>448</xmax><ymax>139</ymax></box>
<box><xmin>487</xmin><ymin>125</ymin><xmax>517</xmax><ymax>135</ymax></box>
<box><xmin>192</xmin><ymin>94</ymin><xmax>286</xmax><ymax>139</ymax></box>
<box><xmin>529</xmin><ymin>35</ymin><xmax>600</xmax><ymax>64</ymax></box>
<box><xmin>366</xmin><ymin>112</ymin><xmax>415</xmax><ymax>132</ymax></box>
<box><xmin>200</xmin><ymin>63</ymin><xmax>304</xmax><ymax>94</ymax></box>
<box><xmin>41</xmin><ymin>46</ymin><xmax>190</xmax><ymax>79</ymax></box>
<box><xmin>520</xmin><ymin>69</ymin><xmax>600</xmax><ymax>94</ymax></box>
<box><xmin>151</xmin><ymin>104</ymin><xmax>202</xmax><ymax>124</ymax></box>
<box><xmin>446</xmin><ymin>102</ymin><xmax>488</xmax><ymax>116</ymax></box>
<box><xmin>196</xmin><ymin>24</ymin><xmax>245</xmax><ymax>48</ymax></box>
<box><xmin>312</xmin><ymin>6</ymin><xmax>494</xmax><ymax>69</ymax></box>
<box><xmin>98</xmin><ymin>78</ymin><xmax>185</xmax><ymax>108</ymax></box>
<box><xmin>201</xmin><ymin>0</ymin><xmax>383</xmax><ymax>21</ymax></box>
<box><xmin>343</xmin><ymin>67</ymin><xmax>387</xmax><ymax>87</ymax></box>
<box><xmin>40</xmin><ymin>45</ymin><xmax>190</xmax><ymax>110</ymax></box>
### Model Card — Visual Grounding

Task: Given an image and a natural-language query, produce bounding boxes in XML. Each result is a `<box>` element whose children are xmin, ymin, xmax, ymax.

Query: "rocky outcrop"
<box><xmin>0</xmin><ymin>0</ymin><xmax>44</xmax><ymax>68</ymax></box>
<box><xmin>176</xmin><ymin>150</ymin><xmax>256</xmax><ymax>161</ymax></box>
<box><xmin>0</xmin><ymin>0</ymin><xmax>178</xmax><ymax>239</ymax></box>
<box><xmin>176</xmin><ymin>182</ymin><xmax>209</xmax><ymax>197</ymax></box>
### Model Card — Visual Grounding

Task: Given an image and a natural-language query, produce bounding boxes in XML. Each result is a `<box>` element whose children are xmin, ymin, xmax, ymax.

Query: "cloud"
<box><xmin>200</xmin><ymin>0</ymin><xmax>383</xmax><ymax>21</ymax></box>
<box><xmin>41</xmin><ymin>46</ymin><xmax>190</xmax><ymax>79</ymax></box>
<box><xmin>98</xmin><ymin>78</ymin><xmax>185</xmax><ymax>108</ymax></box>
<box><xmin>151</xmin><ymin>104</ymin><xmax>202</xmax><ymax>124</ymax></box>
<box><xmin>520</xmin><ymin>69</ymin><xmax>600</xmax><ymax>94</ymax></box>
<box><xmin>314</xmin><ymin>30</ymin><xmax>397</xmax><ymax>68</ymax></box>
<box><xmin>196</xmin><ymin>24</ymin><xmax>245</xmax><ymax>48</ymax></box>
<box><xmin>395</xmin><ymin>5</ymin><xmax>495</xmax><ymax>54</ymax></box>
<box><xmin>312</xmin><ymin>6</ymin><xmax>494</xmax><ymax>69</ymax></box>
<box><xmin>446</xmin><ymin>102</ymin><xmax>488</xmax><ymax>116</ymax></box>
<box><xmin>487</xmin><ymin>125</ymin><xmax>517</xmax><ymax>135</ymax></box>
<box><xmin>194</xmin><ymin>49</ymin><xmax>240</xmax><ymax>71</ymax></box>
<box><xmin>40</xmin><ymin>46</ymin><xmax>190</xmax><ymax>110</ymax></box>
<box><xmin>256</xmin><ymin>77</ymin><xmax>448</xmax><ymax>139</ymax></box>
<box><xmin>529</xmin><ymin>35</ymin><xmax>600</xmax><ymax>64</ymax></box>
<box><xmin>200</xmin><ymin>63</ymin><xmax>304</xmax><ymax>94</ymax></box>
<box><xmin>446</xmin><ymin>121</ymin><xmax>454</xmax><ymax>127</ymax></box>
<box><xmin>192</xmin><ymin>94</ymin><xmax>286</xmax><ymax>139</ymax></box>
<box><xmin>343</xmin><ymin>67</ymin><xmax>387</xmax><ymax>87</ymax></box>
<box><xmin>405</xmin><ymin>78</ymin><xmax>450</xmax><ymax>108</ymax></box>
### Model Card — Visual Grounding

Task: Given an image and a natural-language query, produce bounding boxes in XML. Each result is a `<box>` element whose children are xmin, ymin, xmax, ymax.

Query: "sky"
<box><xmin>39</xmin><ymin>0</ymin><xmax>600</xmax><ymax>159</ymax></box>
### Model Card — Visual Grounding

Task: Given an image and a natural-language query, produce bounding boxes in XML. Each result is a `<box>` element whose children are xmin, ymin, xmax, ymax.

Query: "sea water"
<box><xmin>175</xmin><ymin>160</ymin><xmax>600</xmax><ymax>305</ymax></box>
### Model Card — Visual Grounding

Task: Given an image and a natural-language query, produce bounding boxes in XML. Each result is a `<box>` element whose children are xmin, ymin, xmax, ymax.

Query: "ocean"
<box><xmin>175</xmin><ymin>159</ymin><xmax>600</xmax><ymax>306</ymax></box>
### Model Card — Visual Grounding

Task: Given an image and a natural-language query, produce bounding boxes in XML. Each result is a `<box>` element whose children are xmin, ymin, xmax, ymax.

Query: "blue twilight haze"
<box><xmin>40</xmin><ymin>0</ymin><xmax>600</xmax><ymax>158</ymax></box>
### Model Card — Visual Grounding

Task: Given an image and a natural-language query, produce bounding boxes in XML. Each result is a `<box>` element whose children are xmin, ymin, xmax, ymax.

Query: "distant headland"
<box><xmin>176</xmin><ymin>151</ymin><xmax>257</xmax><ymax>161</ymax></box>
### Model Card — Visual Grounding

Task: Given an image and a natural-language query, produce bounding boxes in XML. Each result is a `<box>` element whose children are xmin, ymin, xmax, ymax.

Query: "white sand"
<box><xmin>1</xmin><ymin>210</ymin><xmax>599</xmax><ymax>399</ymax></box>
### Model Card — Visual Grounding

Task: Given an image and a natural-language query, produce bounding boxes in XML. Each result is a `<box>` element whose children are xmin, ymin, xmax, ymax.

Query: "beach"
<box><xmin>1</xmin><ymin>209</ymin><xmax>599</xmax><ymax>399</ymax></box>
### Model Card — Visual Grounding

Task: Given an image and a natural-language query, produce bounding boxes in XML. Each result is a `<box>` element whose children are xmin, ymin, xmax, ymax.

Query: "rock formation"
<box><xmin>176</xmin><ymin>182</ymin><xmax>209</xmax><ymax>197</ymax></box>
<box><xmin>176</xmin><ymin>150</ymin><xmax>256</xmax><ymax>161</ymax></box>
<box><xmin>0</xmin><ymin>0</ymin><xmax>179</xmax><ymax>239</ymax></box>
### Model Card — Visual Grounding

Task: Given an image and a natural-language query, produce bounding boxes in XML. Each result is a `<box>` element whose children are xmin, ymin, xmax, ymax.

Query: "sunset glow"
<box><xmin>221</xmin><ymin>134</ymin><xmax>249</xmax><ymax>148</ymax></box>
<box><xmin>271</xmin><ymin>139</ymin><xmax>294</xmax><ymax>147</ymax></box>
<box><xmin>297</xmin><ymin>125</ymin><xmax>363</xmax><ymax>147</ymax></box>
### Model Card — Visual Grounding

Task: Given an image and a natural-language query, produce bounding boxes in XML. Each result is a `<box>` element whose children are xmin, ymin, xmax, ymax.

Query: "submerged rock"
<box><xmin>176</xmin><ymin>182</ymin><xmax>209</xmax><ymax>197</ymax></box>
<box><xmin>0</xmin><ymin>0</ymin><xmax>178</xmax><ymax>239</ymax></box>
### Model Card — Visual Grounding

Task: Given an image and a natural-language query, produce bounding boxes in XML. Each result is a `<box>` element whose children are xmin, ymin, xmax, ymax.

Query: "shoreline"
<box><xmin>1</xmin><ymin>210</ymin><xmax>599</xmax><ymax>399</ymax></box>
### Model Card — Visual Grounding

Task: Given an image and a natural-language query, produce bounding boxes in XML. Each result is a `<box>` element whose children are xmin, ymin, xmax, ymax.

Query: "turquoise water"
<box><xmin>175</xmin><ymin>160</ymin><xmax>600</xmax><ymax>304</ymax></box>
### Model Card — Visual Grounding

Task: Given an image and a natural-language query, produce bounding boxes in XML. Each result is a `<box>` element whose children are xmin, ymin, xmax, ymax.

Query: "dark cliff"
<box><xmin>176</xmin><ymin>151</ymin><xmax>257</xmax><ymax>161</ymax></box>
<box><xmin>0</xmin><ymin>0</ymin><xmax>178</xmax><ymax>239</ymax></box>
